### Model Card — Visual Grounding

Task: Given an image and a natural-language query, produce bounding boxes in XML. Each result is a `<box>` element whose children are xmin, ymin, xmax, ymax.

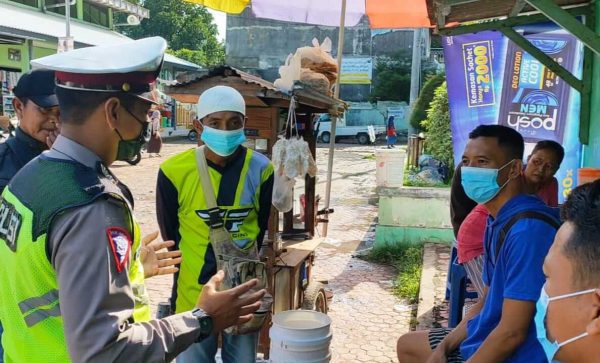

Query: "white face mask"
<box><xmin>535</xmin><ymin>285</ymin><xmax>596</xmax><ymax>362</ymax></box>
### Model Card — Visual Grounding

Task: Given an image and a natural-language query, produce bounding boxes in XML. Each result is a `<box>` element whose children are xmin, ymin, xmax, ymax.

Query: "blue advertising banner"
<box><xmin>443</xmin><ymin>23</ymin><xmax>584</xmax><ymax>202</ymax></box>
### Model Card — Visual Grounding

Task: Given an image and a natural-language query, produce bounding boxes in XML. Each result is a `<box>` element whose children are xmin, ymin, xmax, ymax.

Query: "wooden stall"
<box><xmin>165</xmin><ymin>66</ymin><xmax>345</xmax><ymax>356</ymax></box>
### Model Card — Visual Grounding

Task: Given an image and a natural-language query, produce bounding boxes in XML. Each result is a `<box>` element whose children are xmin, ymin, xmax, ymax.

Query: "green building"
<box><xmin>1</xmin><ymin>0</ymin><xmax>200</xmax><ymax>116</ymax></box>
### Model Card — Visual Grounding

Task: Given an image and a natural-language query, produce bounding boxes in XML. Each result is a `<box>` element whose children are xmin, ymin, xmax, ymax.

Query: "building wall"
<box><xmin>0</xmin><ymin>43</ymin><xmax>29</xmax><ymax>71</ymax></box>
<box><xmin>226</xmin><ymin>11</ymin><xmax>415</xmax><ymax>102</ymax></box>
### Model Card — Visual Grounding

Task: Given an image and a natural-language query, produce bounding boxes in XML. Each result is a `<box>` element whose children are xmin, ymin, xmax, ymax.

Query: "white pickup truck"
<box><xmin>315</xmin><ymin>114</ymin><xmax>386</xmax><ymax>145</ymax></box>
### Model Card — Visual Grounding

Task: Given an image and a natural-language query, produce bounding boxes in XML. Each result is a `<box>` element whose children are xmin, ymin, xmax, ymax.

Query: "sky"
<box><xmin>207</xmin><ymin>9</ymin><xmax>227</xmax><ymax>42</ymax></box>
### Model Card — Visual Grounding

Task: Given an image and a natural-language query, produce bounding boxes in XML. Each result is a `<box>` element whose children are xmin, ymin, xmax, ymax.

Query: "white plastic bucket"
<box><xmin>269</xmin><ymin>310</ymin><xmax>332</xmax><ymax>363</ymax></box>
<box><xmin>375</xmin><ymin>149</ymin><xmax>406</xmax><ymax>188</ymax></box>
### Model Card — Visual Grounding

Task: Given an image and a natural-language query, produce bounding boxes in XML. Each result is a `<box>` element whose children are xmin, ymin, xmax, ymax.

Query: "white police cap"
<box><xmin>31</xmin><ymin>37</ymin><xmax>167</xmax><ymax>102</ymax></box>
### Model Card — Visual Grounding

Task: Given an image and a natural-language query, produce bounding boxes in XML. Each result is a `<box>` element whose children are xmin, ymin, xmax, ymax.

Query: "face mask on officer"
<box><xmin>111</xmin><ymin>100</ymin><xmax>151</xmax><ymax>162</ymax></box>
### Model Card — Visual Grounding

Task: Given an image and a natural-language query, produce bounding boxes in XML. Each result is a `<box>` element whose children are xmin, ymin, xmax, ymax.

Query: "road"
<box><xmin>112</xmin><ymin>139</ymin><xmax>412</xmax><ymax>362</ymax></box>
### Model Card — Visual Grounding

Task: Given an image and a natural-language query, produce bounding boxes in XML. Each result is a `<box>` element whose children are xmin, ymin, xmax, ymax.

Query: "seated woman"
<box><xmin>458</xmin><ymin>140</ymin><xmax>565</xmax><ymax>297</ymax></box>
<box><xmin>523</xmin><ymin>140</ymin><xmax>564</xmax><ymax>207</ymax></box>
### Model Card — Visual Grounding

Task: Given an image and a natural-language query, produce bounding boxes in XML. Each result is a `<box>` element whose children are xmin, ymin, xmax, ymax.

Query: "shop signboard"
<box><xmin>443</xmin><ymin>23</ymin><xmax>584</xmax><ymax>202</ymax></box>
<box><xmin>340</xmin><ymin>57</ymin><xmax>373</xmax><ymax>84</ymax></box>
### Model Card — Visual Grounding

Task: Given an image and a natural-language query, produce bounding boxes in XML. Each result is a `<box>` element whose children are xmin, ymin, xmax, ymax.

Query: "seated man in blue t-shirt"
<box><xmin>397</xmin><ymin>125</ymin><xmax>560</xmax><ymax>363</ymax></box>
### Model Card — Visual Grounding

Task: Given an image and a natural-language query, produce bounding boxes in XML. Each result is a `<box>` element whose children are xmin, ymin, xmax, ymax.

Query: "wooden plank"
<box><xmin>275</xmin><ymin>238</ymin><xmax>324</xmax><ymax>268</ymax></box>
<box><xmin>246</xmin><ymin>108</ymin><xmax>273</xmax><ymax>130</ymax></box>
<box><xmin>168</xmin><ymin>93</ymin><xmax>199</xmax><ymax>104</ymax></box>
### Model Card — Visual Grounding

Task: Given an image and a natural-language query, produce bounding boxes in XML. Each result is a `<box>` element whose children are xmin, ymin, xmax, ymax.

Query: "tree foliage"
<box><xmin>421</xmin><ymin>82</ymin><xmax>454</xmax><ymax>170</ymax></box>
<box><xmin>409</xmin><ymin>72</ymin><xmax>445</xmax><ymax>130</ymax></box>
<box><xmin>369</xmin><ymin>52</ymin><xmax>411</xmax><ymax>103</ymax></box>
<box><xmin>117</xmin><ymin>0</ymin><xmax>225</xmax><ymax>66</ymax></box>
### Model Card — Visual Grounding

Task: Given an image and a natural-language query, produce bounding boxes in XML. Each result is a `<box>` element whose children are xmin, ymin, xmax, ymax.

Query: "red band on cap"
<box><xmin>56</xmin><ymin>71</ymin><xmax>157</xmax><ymax>87</ymax></box>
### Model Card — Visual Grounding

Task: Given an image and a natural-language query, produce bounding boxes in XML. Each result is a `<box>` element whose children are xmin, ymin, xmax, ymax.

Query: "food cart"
<box><xmin>164</xmin><ymin>66</ymin><xmax>345</xmax><ymax>355</ymax></box>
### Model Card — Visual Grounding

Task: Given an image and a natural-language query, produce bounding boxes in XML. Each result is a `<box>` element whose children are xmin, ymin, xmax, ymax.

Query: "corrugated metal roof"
<box><xmin>169</xmin><ymin>65</ymin><xmax>346</xmax><ymax>113</ymax></box>
<box><xmin>173</xmin><ymin>66</ymin><xmax>279</xmax><ymax>92</ymax></box>
<box><xmin>427</xmin><ymin>0</ymin><xmax>589</xmax><ymax>27</ymax></box>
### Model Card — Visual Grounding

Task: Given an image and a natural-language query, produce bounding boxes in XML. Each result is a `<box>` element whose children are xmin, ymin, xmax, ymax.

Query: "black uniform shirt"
<box><xmin>0</xmin><ymin>127</ymin><xmax>46</xmax><ymax>193</ymax></box>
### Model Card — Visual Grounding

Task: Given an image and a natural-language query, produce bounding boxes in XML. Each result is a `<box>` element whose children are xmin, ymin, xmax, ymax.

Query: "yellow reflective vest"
<box><xmin>159</xmin><ymin>147</ymin><xmax>273</xmax><ymax>312</ymax></box>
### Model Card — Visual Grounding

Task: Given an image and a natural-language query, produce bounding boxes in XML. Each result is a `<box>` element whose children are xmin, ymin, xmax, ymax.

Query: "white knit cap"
<box><xmin>197</xmin><ymin>86</ymin><xmax>246</xmax><ymax>120</ymax></box>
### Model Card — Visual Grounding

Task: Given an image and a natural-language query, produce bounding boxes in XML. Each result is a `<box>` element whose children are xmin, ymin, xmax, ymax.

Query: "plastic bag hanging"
<box><xmin>271</xmin><ymin>97</ymin><xmax>318</xmax><ymax>212</ymax></box>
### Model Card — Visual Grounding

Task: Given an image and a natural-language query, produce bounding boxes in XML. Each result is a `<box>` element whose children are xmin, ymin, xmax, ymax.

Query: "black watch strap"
<box><xmin>191</xmin><ymin>308</ymin><xmax>213</xmax><ymax>341</ymax></box>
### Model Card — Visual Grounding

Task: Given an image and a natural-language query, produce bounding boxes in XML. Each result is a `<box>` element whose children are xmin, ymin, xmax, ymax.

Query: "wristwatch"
<box><xmin>191</xmin><ymin>308</ymin><xmax>213</xmax><ymax>341</ymax></box>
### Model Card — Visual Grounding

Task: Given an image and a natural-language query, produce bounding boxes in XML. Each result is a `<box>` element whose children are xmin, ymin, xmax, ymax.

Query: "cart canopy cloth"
<box><xmin>186</xmin><ymin>0</ymin><xmax>431</xmax><ymax>28</ymax></box>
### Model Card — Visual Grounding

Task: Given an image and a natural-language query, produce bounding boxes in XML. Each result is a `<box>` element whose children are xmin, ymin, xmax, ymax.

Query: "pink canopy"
<box><xmin>187</xmin><ymin>0</ymin><xmax>431</xmax><ymax>28</ymax></box>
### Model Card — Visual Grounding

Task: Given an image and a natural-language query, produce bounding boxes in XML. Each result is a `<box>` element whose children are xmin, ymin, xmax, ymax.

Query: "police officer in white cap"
<box><xmin>0</xmin><ymin>38</ymin><xmax>265</xmax><ymax>363</ymax></box>
<box><xmin>156</xmin><ymin>86</ymin><xmax>274</xmax><ymax>363</ymax></box>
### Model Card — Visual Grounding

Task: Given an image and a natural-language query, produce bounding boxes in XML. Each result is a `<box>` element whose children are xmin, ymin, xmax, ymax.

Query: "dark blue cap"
<box><xmin>13</xmin><ymin>69</ymin><xmax>58</xmax><ymax>108</ymax></box>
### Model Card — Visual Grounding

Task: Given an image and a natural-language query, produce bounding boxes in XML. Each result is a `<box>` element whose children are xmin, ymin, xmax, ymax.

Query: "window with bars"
<box><xmin>83</xmin><ymin>2</ymin><xmax>109</xmax><ymax>27</ymax></box>
<box><xmin>44</xmin><ymin>0</ymin><xmax>77</xmax><ymax>17</ymax></box>
<box><xmin>8</xmin><ymin>0</ymin><xmax>39</xmax><ymax>8</ymax></box>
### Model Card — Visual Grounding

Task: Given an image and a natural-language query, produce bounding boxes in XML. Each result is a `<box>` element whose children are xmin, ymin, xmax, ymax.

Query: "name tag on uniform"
<box><xmin>0</xmin><ymin>199</ymin><xmax>22</xmax><ymax>252</ymax></box>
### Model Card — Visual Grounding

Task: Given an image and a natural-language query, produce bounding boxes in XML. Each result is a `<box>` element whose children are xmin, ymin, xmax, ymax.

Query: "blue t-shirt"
<box><xmin>460</xmin><ymin>194</ymin><xmax>559</xmax><ymax>362</ymax></box>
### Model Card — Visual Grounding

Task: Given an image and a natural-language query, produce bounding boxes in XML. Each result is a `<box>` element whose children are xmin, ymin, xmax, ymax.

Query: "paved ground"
<box><xmin>112</xmin><ymin>139</ymin><xmax>413</xmax><ymax>362</ymax></box>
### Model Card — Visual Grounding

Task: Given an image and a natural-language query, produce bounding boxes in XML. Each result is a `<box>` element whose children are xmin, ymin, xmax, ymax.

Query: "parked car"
<box><xmin>315</xmin><ymin>113</ymin><xmax>386</xmax><ymax>144</ymax></box>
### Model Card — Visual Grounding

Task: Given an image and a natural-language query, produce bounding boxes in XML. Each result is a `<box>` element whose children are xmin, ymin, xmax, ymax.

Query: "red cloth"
<box><xmin>536</xmin><ymin>177</ymin><xmax>559</xmax><ymax>207</ymax></box>
<box><xmin>387</xmin><ymin>127</ymin><xmax>396</xmax><ymax>136</ymax></box>
<box><xmin>457</xmin><ymin>204</ymin><xmax>488</xmax><ymax>264</ymax></box>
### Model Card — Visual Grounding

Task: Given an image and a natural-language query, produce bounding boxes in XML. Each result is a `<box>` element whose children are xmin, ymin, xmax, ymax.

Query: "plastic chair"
<box><xmin>446</xmin><ymin>245</ymin><xmax>478</xmax><ymax>328</ymax></box>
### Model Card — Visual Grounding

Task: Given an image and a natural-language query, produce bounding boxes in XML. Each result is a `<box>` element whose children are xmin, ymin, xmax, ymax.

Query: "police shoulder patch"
<box><xmin>106</xmin><ymin>227</ymin><xmax>132</xmax><ymax>273</ymax></box>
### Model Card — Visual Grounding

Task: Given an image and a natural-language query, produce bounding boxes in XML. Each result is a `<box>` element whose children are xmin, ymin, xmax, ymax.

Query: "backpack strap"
<box><xmin>494</xmin><ymin>211</ymin><xmax>561</xmax><ymax>264</ymax></box>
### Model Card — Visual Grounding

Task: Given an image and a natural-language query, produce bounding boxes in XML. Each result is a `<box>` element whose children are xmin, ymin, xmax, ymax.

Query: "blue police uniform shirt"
<box><xmin>0</xmin><ymin>127</ymin><xmax>46</xmax><ymax>193</ymax></box>
<box><xmin>460</xmin><ymin>194</ymin><xmax>559</xmax><ymax>362</ymax></box>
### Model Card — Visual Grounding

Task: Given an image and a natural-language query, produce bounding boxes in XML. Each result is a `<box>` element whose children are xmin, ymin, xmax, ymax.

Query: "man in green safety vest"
<box><xmin>157</xmin><ymin>85</ymin><xmax>274</xmax><ymax>362</ymax></box>
<box><xmin>0</xmin><ymin>37</ymin><xmax>265</xmax><ymax>363</ymax></box>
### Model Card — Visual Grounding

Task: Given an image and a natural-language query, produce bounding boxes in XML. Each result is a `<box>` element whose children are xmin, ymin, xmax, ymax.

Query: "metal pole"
<box><xmin>322</xmin><ymin>0</ymin><xmax>346</xmax><ymax>237</ymax></box>
<box><xmin>409</xmin><ymin>29</ymin><xmax>422</xmax><ymax>108</ymax></box>
<box><xmin>65</xmin><ymin>0</ymin><xmax>71</xmax><ymax>38</ymax></box>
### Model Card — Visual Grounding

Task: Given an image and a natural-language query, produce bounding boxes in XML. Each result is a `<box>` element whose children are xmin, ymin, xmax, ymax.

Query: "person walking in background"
<box><xmin>386</xmin><ymin>116</ymin><xmax>397</xmax><ymax>148</ymax></box>
<box><xmin>147</xmin><ymin>106</ymin><xmax>163</xmax><ymax>157</ymax></box>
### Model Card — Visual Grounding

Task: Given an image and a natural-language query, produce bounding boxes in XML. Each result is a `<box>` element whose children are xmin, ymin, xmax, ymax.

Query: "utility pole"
<box><xmin>409</xmin><ymin>28</ymin><xmax>422</xmax><ymax>134</ymax></box>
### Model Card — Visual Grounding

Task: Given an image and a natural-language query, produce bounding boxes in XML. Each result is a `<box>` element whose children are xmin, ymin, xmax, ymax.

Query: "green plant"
<box><xmin>369</xmin><ymin>51</ymin><xmax>412</xmax><ymax>103</ymax></box>
<box><xmin>368</xmin><ymin>242</ymin><xmax>424</xmax><ymax>304</ymax></box>
<box><xmin>421</xmin><ymin>82</ymin><xmax>454</xmax><ymax>171</ymax></box>
<box><xmin>409</xmin><ymin>73</ymin><xmax>446</xmax><ymax>130</ymax></box>
<box><xmin>117</xmin><ymin>0</ymin><xmax>225</xmax><ymax>67</ymax></box>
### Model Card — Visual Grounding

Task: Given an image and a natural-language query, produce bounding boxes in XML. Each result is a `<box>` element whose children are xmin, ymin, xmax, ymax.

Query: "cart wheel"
<box><xmin>302</xmin><ymin>282</ymin><xmax>328</xmax><ymax>313</ymax></box>
<box><xmin>126</xmin><ymin>152</ymin><xmax>142</xmax><ymax>166</ymax></box>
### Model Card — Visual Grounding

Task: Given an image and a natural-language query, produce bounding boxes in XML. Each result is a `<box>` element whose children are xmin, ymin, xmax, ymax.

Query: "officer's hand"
<box><xmin>197</xmin><ymin>270</ymin><xmax>266</xmax><ymax>334</ymax></box>
<box><xmin>46</xmin><ymin>122</ymin><xmax>61</xmax><ymax>149</ymax></box>
<box><xmin>140</xmin><ymin>231</ymin><xmax>182</xmax><ymax>278</ymax></box>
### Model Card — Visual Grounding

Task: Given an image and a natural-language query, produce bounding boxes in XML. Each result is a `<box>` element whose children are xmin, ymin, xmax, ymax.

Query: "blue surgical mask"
<box><xmin>461</xmin><ymin>160</ymin><xmax>515</xmax><ymax>204</ymax></box>
<box><xmin>201</xmin><ymin>125</ymin><xmax>246</xmax><ymax>157</ymax></box>
<box><xmin>535</xmin><ymin>285</ymin><xmax>595</xmax><ymax>362</ymax></box>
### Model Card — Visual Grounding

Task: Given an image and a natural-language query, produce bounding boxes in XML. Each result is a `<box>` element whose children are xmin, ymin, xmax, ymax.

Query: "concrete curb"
<box><xmin>416</xmin><ymin>243</ymin><xmax>437</xmax><ymax>329</ymax></box>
